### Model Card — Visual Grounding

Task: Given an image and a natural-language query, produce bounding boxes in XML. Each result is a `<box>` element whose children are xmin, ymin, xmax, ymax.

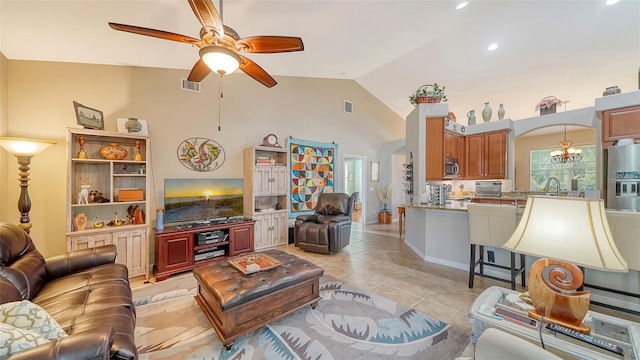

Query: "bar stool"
<box><xmin>467</xmin><ymin>203</ymin><xmax>525</xmax><ymax>290</ymax></box>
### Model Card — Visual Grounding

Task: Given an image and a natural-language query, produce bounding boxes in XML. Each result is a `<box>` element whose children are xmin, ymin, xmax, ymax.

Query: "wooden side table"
<box><xmin>398</xmin><ymin>206</ymin><xmax>405</xmax><ymax>236</ymax></box>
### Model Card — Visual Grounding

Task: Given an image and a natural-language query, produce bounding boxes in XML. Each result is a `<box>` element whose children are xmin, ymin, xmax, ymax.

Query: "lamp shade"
<box><xmin>199</xmin><ymin>46</ymin><xmax>241</xmax><ymax>76</ymax></box>
<box><xmin>0</xmin><ymin>137</ymin><xmax>56</xmax><ymax>156</ymax></box>
<box><xmin>503</xmin><ymin>196</ymin><xmax>627</xmax><ymax>272</ymax></box>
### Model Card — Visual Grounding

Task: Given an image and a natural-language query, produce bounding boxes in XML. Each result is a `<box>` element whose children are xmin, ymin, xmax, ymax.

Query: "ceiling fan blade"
<box><xmin>239</xmin><ymin>56</ymin><xmax>277</xmax><ymax>88</ymax></box>
<box><xmin>109</xmin><ymin>23</ymin><xmax>203</xmax><ymax>46</ymax></box>
<box><xmin>188</xmin><ymin>0</ymin><xmax>224</xmax><ymax>36</ymax></box>
<box><xmin>237</xmin><ymin>36</ymin><xmax>304</xmax><ymax>53</ymax></box>
<box><xmin>187</xmin><ymin>59</ymin><xmax>212</xmax><ymax>82</ymax></box>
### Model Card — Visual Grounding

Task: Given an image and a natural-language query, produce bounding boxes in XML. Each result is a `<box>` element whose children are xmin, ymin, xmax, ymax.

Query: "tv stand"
<box><xmin>155</xmin><ymin>219</ymin><xmax>256</xmax><ymax>282</ymax></box>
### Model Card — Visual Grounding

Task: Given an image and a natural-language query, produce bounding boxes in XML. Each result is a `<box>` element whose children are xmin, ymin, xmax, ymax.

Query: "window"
<box><xmin>530</xmin><ymin>145</ymin><xmax>597</xmax><ymax>191</ymax></box>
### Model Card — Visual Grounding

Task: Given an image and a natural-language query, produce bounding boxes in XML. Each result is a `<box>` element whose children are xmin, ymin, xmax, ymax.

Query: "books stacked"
<box><xmin>255</xmin><ymin>155</ymin><xmax>273</xmax><ymax>166</ymax></box>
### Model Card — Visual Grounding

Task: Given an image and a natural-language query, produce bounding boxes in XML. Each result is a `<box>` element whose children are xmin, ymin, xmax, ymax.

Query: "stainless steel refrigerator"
<box><xmin>607</xmin><ymin>143</ymin><xmax>640</xmax><ymax>211</ymax></box>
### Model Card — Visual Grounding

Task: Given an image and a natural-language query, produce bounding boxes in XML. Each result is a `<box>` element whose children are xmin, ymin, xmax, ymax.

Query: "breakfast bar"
<box><xmin>404</xmin><ymin>200</ymin><xmax>640</xmax><ymax>313</ymax></box>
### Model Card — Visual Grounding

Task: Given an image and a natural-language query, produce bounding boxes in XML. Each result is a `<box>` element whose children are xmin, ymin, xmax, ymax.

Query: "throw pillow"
<box><xmin>0</xmin><ymin>322</ymin><xmax>49</xmax><ymax>357</ymax></box>
<box><xmin>0</xmin><ymin>300</ymin><xmax>67</xmax><ymax>340</ymax></box>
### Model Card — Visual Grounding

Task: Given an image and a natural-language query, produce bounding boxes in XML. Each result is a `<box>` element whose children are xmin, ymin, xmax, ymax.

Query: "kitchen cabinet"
<box><xmin>244</xmin><ymin>146</ymin><xmax>289</xmax><ymax>249</ymax></box>
<box><xmin>425</xmin><ymin>117</ymin><xmax>465</xmax><ymax>180</ymax></box>
<box><xmin>425</xmin><ymin>117</ymin><xmax>445</xmax><ymax>180</ymax></box>
<box><xmin>66</xmin><ymin>128</ymin><xmax>150</xmax><ymax>279</ymax></box>
<box><xmin>464</xmin><ymin>130</ymin><xmax>507</xmax><ymax>179</ymax></box>
<box><xmin>471</xmin><ymin>198</ymin><xmax>526</xmax><ymax>206</ymax></box>
<box><xmin>602</xmin><ymin>105</ymin><xmax>640</xmax><ymax>146</ymax></box>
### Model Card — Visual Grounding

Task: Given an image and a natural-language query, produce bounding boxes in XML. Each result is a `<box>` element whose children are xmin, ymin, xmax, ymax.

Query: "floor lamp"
<box><xmin>0</xmin><ymin>137</ymin><xmax>56</xmax><ymax>233</ymax></box>
<box><xmin>503</xmin><ymin>196</ymin><xmax>628</xmax><ymax>333</ymax></box>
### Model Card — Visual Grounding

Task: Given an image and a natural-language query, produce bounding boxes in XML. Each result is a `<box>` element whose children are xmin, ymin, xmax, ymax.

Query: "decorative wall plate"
<box><xmin>177</xmin><ymin>137</ymin><xmax>225</xmax><ymax>172</ymax></box>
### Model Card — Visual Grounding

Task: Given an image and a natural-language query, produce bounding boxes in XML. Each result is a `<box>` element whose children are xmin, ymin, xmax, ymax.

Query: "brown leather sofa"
<box><xmin>294</xmin><ymin>193</ymin><xmax>354</xmax><ymax>254</ymax></box>
<box><xmin>0</xmin><ymin>222</ymin><xmax>137</xmax><ymax>360</ymax></box>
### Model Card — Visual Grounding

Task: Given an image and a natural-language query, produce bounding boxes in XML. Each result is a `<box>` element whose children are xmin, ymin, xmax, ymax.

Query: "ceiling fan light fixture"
<box><xmin>199</xmin><ymin>46</ymin><xmax>241</xmax><ymax>76</ymax></box>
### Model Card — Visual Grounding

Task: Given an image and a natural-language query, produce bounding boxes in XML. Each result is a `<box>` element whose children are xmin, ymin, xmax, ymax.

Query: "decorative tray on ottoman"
<box><xmin>227</xmin><ymin>253</ymin><xmax>281</xmax><ymax>274</ymax></box>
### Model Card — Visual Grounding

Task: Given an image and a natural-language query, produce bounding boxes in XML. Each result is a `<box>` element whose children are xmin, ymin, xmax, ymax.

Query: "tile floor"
<box><xmin>134</xmin><ymin>220</ymin><xmax>640</xmax><ymax>358</ymax></box>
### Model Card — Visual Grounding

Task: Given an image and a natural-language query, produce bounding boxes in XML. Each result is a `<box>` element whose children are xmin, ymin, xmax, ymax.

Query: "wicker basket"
<box><xmin>415</xmin><ymin>96</ymin><xmax>442</xmax><ymax>104</ymax></box>
<box><xmin>412</xmin><ymin>85</ymin><xmax>443</xmax><ymax>104</ymax></box>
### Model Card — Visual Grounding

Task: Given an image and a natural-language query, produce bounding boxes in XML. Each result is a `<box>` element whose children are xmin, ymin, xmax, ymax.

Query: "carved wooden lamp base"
<box><xmin>527</xmin><ymin>258</ymin><xmax>591</xmax><ymax>333</ymax></box>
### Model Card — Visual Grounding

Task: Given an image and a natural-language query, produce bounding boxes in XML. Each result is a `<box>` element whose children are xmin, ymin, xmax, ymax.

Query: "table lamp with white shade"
<box><xmin>502</xmin><ymin>196</ymin><xmax>628</xmax><ymax>333</ymax></box>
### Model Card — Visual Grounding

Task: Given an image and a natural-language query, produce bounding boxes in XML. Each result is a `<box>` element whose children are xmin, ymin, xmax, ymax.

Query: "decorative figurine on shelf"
<box><xmin>76</xmin><ymin>135</ymin><xmax>88</xmax><ymax>159</ymax></box>
<box><xmin>73</xmin><ymin>213</ymin><xmax>87</xmax><ymax>231</ymax></box>
<box><xmin>134</xmin><ymin>140</ymin><xmax>143</xmax><ymax>161</ymax></box>
<box><xmin>93</xmin><ymin>216</ymin><xmax>105</xmax><ymax>229</ymax></box>
<box><xmin>107</xmin><ymin>211</ymin><xmax>125</xmax><ymax>227</ymax></box>
<box><xmin>77</xmin><ymin>177</ymin><xmax>91</xmax><ymax>204</ymax></box>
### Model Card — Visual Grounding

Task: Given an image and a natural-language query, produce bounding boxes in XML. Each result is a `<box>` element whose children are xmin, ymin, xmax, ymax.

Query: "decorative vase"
<box><xmin>482</xmin><ymin>102</ymin><xmax>492</xmax><ymax>122</ymax></box>
<box><xmin>125</xmin><ymin>118</ymin><xmax>142</xmax><ymax>133</ymax></box>
<box><xmin>99</xmin><ymin>143</ymin><xmax>128</xmax><ymax>160</ymax></box>
<box><xmin>467</xmin><ymin>110</ymin><xmax>476</xmax><ymax>125</ymax></box>
<box><xmin>76</xmin><ymin>135</ymin><xmax>88</xmax><ymax>159</ymax></box>
<box><xmin>540</xmin><ymin>104</ymin><xmax>556</xmax><ymax>116</ymax></box>
<box><xmin>498</xmin><ymin>104</ymin><xmax>505</xmax><ymax>120</ymax></box>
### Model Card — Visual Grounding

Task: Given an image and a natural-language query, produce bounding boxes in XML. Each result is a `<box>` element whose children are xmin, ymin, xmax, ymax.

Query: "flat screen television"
<box><xmin>164</xmin><ymin>178</ymin><xmax>243</xmax><ymax>224</ymax></box>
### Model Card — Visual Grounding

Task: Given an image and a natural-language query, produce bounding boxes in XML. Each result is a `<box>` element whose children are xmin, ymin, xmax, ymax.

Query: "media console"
<box><xmin>155</xmin><ymin>219</ymin><xmax>256</xmax><ymax>282</ymax></box>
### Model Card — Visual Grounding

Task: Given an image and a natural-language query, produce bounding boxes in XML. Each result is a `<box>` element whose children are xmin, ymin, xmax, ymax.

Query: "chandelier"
<box><xmin>550</xmin><ymin>126</ymin><xmax>582</xmax><ymax>164</ymax></box>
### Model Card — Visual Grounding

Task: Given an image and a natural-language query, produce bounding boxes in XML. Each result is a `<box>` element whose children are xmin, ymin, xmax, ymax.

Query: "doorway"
<box><xmin>343</xmin><ymin>155</ymin><xmax>365</xmax><ymax>223</ymax></box>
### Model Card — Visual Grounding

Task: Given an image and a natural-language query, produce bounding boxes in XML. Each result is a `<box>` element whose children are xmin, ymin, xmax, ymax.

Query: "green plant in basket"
<box><xmin>409</xmin><ymin>83</ymin><xmax>448</xmax><ymax>106</ymax></box>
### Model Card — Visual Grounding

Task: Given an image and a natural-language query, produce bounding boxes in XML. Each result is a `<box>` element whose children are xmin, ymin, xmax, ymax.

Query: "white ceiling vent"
<box><xmin>344</xmin><ymin>100</ymin><xmax>353</xmax><ymax>114</ymax></box>
<box><xmin>181</xmin><ymin>78</ymin><xmax>201</xmax><ymax>93</ymax></box>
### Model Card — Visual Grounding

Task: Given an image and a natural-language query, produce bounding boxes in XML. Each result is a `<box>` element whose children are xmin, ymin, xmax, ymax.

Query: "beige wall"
<box><xmin>514</xmin><ymin>127</ymin><xmax>596</xmax><ymax>190</ymax></box>
<box><xmin>2</xmin><ymin>60</ymin><xmax>405</xmax><ymax>257</ymax></box>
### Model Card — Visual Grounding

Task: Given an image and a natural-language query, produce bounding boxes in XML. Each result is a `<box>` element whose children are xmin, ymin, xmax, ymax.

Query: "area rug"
<box><xmin>133</xmin><ymin>273</ymin><xmax>469</xmax><ymax>359</ymax></box>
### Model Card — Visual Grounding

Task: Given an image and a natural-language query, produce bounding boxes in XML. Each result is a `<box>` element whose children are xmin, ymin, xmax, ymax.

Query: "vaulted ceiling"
<box><xmin>1</xmin><ymin>0</ymin><xmax>639</xmax><ymax>122</ymax></box>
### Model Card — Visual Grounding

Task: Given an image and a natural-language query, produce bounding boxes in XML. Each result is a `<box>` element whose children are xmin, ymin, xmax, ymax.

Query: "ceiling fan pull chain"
<box><xmin>218</xmin><ymin>75</ymin><xmax>223</xmax><ymax>131</ymax></box>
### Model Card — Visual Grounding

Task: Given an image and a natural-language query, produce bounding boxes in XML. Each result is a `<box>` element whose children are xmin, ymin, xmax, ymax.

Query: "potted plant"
<box><xmin>376</xmin><ymin>185</ymin><xmax>392</xmax><ymax>224</ymax></box>
<box><xmin>409</xmin><ymin>83</ymin><xmax>448</xmax><ymax>106</ymax></box>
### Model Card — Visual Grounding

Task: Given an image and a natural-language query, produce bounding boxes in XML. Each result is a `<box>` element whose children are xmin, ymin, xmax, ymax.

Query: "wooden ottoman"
<box><xmin>193</xmin><ymin>249</ymin><xmax>324</xmax><ymax>350</ymax></box>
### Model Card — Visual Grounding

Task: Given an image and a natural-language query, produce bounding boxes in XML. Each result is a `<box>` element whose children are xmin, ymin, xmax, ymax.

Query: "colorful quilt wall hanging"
<box><xmin>287</xmin><ymin>137</ymin><xmax>338</xmax><ymax>218</ymax></box>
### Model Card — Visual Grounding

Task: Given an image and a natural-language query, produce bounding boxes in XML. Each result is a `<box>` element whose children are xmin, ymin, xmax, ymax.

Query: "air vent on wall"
<box><xmin>344</xmin><ymin>101</ymin><xmax>353</xmax><ymax>114</ymax></box>
<box><xmin>181</xmin><ymin>78</ymin><xmax>201</xmax><ymax>93</ymax></box>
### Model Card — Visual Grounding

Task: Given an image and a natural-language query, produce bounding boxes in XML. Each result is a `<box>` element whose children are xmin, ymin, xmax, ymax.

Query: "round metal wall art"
<box><xmin>177</xmin><ymin>137</ymin><xmax>225</xmax><ymax>172</ymax></box>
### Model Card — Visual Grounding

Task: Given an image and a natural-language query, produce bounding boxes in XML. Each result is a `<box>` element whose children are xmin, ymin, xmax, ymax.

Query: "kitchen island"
<box><xmin>404</xmin><ymin>201</ymin><xmax>640</xmax><ymax>313</ymax></box>
<box><xmin>404</xmin><ymin>202</ymin><xmax>473</xmax><ymax>270</ymax></box>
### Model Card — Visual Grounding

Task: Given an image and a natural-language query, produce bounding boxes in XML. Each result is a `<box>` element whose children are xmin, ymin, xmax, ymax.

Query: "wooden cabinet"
<box><xmin>252</xmin><ymin>211</ymin><xmax>287</xmax><ymax>249</ymax></box>
<box><xmin>472</xmin><ymin>198</ymin><xmax>526</xmax><ymax>206</ymax></box>
<box><xmin>464</xmin><ymin>130</ymin><xmax>507</xmax><ymax>179</ymax></box>
<box><xmin>155</xmin><ymin>220</ymin><xmax>256</xmax><ymax>281</ymax></box>
<box><xmin>229</xmin><ymin>224</ymin><xmax>255</xmax><ymax>256</ymax></box>
<box><xmin>602</xmin><ymin>105</ymin><xmax>640</xmax><ymax>145</ymax></box>
<box><xmin>425</xmin><ymin>118</ymin><xmax>465</xmax><ymax>180</ymax></box>
<box><xmin>244</xmin><ymin>146</ymin><xmax>289</xmax><ymax>250</ymax></box>
<box><xmin>66</xmin><ymin>128</ymin><xmax>150</xmax><ymax>279</ymax></box>
<box><xmin>425</xmin><ymin>117</ymin><xmax>445</xmax><ymax>180</ymax></box>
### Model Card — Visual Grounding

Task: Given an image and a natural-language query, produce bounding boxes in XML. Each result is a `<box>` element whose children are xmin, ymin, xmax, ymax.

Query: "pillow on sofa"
<box><xmin>0</xmin><ymin>322</ymin><xmax>49</xmax><ymax>357</ymax></box>
<box><xmin>0</xmin><ymin>300</ymin><xmax>67</xmax><ymax>340</ymax></box>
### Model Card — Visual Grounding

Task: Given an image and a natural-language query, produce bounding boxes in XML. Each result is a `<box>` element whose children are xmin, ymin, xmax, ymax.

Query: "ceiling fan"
<box><xmin>108</xmin><ymin>0</ymin><xmax>304</xmax><ymax>88</ymax></box>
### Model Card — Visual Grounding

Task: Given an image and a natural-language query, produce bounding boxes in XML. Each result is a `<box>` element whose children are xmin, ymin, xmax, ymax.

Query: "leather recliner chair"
<box><xmin>294</xmin><ymin>193</ymin><xmax>354</xmax><ymax>254</ymax></box>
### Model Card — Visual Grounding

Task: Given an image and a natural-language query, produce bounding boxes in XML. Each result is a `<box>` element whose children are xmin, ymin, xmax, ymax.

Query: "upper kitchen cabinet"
<box><xmin>445</xmin><ymin>130</ymin><xmax>464</xmax><ymax>174</ymax></box>
<box><xmin>602</xmin><ymin>105</ymin><xmax>640</xmax><ymax>146</ymax></box>
<box><xmin>425</xmin><ymin>117</ymin><xmax>445</xmax><ymax>180</ymax></box>
<box><xmin>464</xmin><ymin>130</ymin><xmax>507</xmax><ymax>179</ymax></box>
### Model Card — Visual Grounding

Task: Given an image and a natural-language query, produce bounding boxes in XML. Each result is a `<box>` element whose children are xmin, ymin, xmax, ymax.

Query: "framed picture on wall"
<box><xmin>73</xmin><ymin>101</ymin><xmax>104</xmax><ymax>130</ymax></box>
<box><xmin>371</xmin><ymin>161</ymin><xmax>379</xmax><ymax>182</ymax></box>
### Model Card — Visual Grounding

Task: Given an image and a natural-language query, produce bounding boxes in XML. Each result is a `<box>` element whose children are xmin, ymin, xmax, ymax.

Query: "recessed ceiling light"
<box><xmin>488</xmin><ymin>43</ymin><xmax>498</xmax><ymax>51</ymax></box>
<box><xmin>606</xmin><ymin>0</ymin><xmax>620</xmax><ymax>5</ymax></box>
<box><xmin>456</xmin><ymin>2</ymin><xmax>469</xmax><ymax>10</ymax></box>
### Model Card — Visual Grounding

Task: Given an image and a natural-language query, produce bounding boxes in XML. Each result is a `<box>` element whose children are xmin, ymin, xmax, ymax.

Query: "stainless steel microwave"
<box><xmin>445</xmin><ymin>156</ymin><xmax>459</xmax><ymax>176</ymax></box>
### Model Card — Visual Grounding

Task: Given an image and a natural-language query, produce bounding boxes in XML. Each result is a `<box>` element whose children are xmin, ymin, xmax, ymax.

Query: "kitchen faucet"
<box><xmin>514</xmin><ymin>188</ymin><xmax>526</xmax><ymax>207</ymax></box>
<box><xmin>543</xmin><ymin>176</ymin><xmax>561</xmax><ymax>196</ymax></box>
